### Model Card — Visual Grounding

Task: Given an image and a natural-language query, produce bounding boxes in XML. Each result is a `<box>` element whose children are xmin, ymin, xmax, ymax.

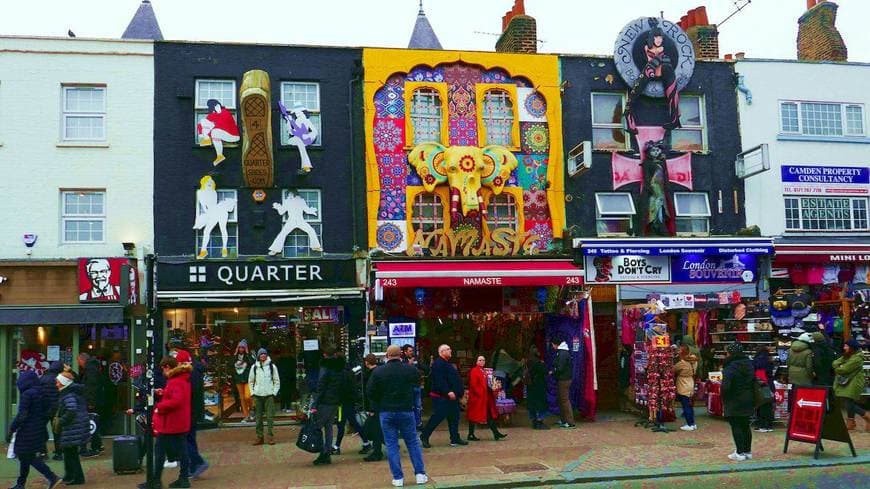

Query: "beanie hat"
<box><xmin>846</xmin><ymin>338</ymin><xmax>861</xmax><ymax>350</ymax></box>
<box><xmin>257</xmin><ymin>348</ymin><xmax>268</xmax><ymax>357</ymax></box>
<box><xmin>797</xmin><ymin>332</ymin><xmax>814</xmax><ymax>344</ymax></box>
<box><xmin>174</xmin><ymin>349</ymin><xmax>192</xmax><ymax>364</ymax></box>
<box><xmin>726</xmin><ymin>342</ymin><xmax>743</xmax><ymax>355</ymax></box>
<box><xmin>237</xmin><ymin>339</ymin><xmax>248</xmax><ymax>351</ymax></box>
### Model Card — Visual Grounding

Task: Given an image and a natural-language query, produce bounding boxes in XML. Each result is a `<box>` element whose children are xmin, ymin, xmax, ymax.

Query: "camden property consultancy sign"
<box><xmin>781</xmin><ymin>165</ymin><xmax>869</xmax><ymax>195</ymax></box>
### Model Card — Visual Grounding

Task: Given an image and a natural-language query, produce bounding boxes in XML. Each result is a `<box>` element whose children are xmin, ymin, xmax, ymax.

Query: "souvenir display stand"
<box><xmin>626</xmin><ymin>303</ymin><xmax>676</xmax><ymax>432</ymax></box>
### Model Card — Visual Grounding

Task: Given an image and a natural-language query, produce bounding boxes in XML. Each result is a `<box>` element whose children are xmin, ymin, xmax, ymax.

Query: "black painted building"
<box><xmin>153</xmin><ymin>41</ymin><xmax>365</xmax><ymax>423</ymax></box>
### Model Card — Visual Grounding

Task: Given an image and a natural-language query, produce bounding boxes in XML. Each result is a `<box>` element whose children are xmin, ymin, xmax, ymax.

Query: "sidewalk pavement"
<box><xmin>2</xmin><ymin>411</ymin><xmax>867</xmax><ymax>488</ymax></box>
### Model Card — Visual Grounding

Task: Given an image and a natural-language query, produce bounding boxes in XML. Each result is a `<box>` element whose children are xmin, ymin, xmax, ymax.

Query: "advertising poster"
<box><xmin>584</xmin><ymin>255</ymin><xmax>670</xmax><ymax>283</ymax></box>
<box><xmin>671</xmin><ymin>254</ymin><xmax>757</xmax><ymax>284</ymax></box>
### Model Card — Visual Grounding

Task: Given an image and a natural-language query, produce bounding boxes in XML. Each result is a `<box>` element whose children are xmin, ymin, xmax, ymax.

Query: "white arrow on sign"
<box><xmin>797</xmin><ymin>398</ymin><xmax>822</xmax><ymax>408</ymax></box>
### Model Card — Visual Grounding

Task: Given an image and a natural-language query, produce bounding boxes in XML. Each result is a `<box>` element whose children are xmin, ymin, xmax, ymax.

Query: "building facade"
<box><xmin>153</xmin><ymin>41</ymin><xmax>366</xmax><ymax>423</ymax></box>
<box><xmin>0</xmin><ymin>36</ymin><xmax>155</xmax><ymax>433</ymax></box>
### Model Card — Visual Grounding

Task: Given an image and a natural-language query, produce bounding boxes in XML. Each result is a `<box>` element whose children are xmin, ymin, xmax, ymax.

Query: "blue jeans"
<box><xmin>380</xmin><ymin>411</ymin><xmax>426</xmax><ymax>481</ymax></box>
<box><xmin>677</xmin><ymin>394</ymin><xmax>695</xmax><ymax>426</ymax></box>
<box><xmin>413</xmin><ymin>387</ymin><xmax>423</xmax><ymax>427</ymax></box>
<box><xmin>186</xmin><ymin>425</ymin><xmax>206</xmax><ymax>470</ymax></box>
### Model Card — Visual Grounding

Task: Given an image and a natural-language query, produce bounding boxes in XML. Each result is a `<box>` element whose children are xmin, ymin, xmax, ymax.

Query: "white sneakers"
<box><xmin>392</xmin><ymin>480</ymin><xmax>403</xmax><ymax>487</ymax></box>
<box><xmin>727</xmin><ymin>452</ymin><xmax>746</xmax><ymax>461</ymax></box>
<box><xmin>743</xmin><ymin>453</ymin><xmax>753</xmax><ymax>460</ymax></box>
<box><xmin>391</xmin><ymin>474</ymin><xmax>428</xmax><ymax>486</ymax></box>
<box><xmin>680</xmin><ymin>425</ymin><xmax>698</xmax><ymax>431</ymax></box>
<box><xmin>164</xmin><ymin>460</ymin><xmax>178</xmax><ymax>468</ymax></box>
<box><xmin>754</xmin><ymin>428</ymin><xmax>773</xmax><ymax>433</ymax></box>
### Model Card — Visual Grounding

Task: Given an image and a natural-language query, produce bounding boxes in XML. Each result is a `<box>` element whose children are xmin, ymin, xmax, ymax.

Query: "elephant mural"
<box><xmin>408</xmin><ymin>143</ymin><xmax>518</xmax><ymax>224</ymax></box>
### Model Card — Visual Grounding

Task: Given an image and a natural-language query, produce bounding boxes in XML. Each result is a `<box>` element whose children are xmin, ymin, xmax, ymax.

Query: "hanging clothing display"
<box><xmin>645</xmin><ymin>341</ymin><xmax>676</xmax><ymax>422</ymax></box>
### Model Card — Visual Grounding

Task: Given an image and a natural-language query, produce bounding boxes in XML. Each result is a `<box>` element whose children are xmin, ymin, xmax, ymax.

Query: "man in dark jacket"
<box><xmin>811</xmin><ymin>331</ymin><xmax>836</xmax><ymax>387</ymax></box>
<box><xmin>361</xmin><ymin>354</ymin><xmax>383</xmax><ymax>461</ymax></box>
<box><xmin>368</xmin><ymin>345</ymin><xmax>428</xmax><ymax>486</ymax></box>
<box><xmin>8</xmin><ymin>370</ymin><xmax>60</xmax><ymax>489</ymax></box>
<box><xmin>310</xmin><ymin>348</ymin><xmax>348</xmax><ymax>465</ymax></box>
<box><xmin>40</xmin><ymin>361</ymin><xmax>65</xmax><ymax>460</ymax></box>
<box><xmin>722</xmin><ymin>343</ymin><xmax>755</xmax><ymax>461</ymax></box>
<box><xmin>550</xmin><ymin>338</ymin><xmax>575</xmax><ymax>428</ymax></box>
<box><xmin>420</xmin><ymin>344</ymin><xmax>466</xmax><ymax>448</ymax></box>
<box><xmin>76</xmin><ymin>353</ymin><xmax>103</xmax><ymax>456</ymax></box>
<box><xmin>174</xmin><ymin>349</ymin><xmax>208</xmax><ymax>479</ymax></box>
<box><xmin>56</xmin><ymin>371</ymin><xmax>90</xmax><ymax>485</ymax></box>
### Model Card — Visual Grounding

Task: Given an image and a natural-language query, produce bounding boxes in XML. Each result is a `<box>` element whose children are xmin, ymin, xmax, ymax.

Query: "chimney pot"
<box><xmin>724</xmin><ymin>53</ymin><xmax>734</xmax><ymax>60</ymax></box>
<box><xmin>696</xmin><ymin>6</ymin><xmax>709</xmax><ymax>25</ymax></box>
<box><xmin>514</xmin><ymin>0</ymin><xmax>525</xmax><ymax>15</ymax></box>
<box><xmin>806</xmin><ymin>0</ymin><xmax>817</xmax><ymax>10</ymax></box>
<box><xmin>680</xmin><ymin>15</ymin><xmax>689</xmax><ymax>29</ymax></box>
<box><xmin>735</xmin><ymin>52</ymin><xmax>746</xmax><ymax>59</ymax></box>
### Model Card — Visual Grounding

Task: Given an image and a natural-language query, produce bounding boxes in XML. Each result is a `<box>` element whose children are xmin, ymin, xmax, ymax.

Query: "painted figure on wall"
<box><xmin>624</xmin><ymin>19</ymin><xmax>680</xmax><ymax>130</ymax></box>
<box><xmin>268</xmin><ymin>191</ymin><xmax>322</xmax><ymax>256</ymax></box>
<box><xmin>637</xmin><ymin>140</ymin><xmax>675</xmax><ymax>236</ymax></box>
<box><xmin>194</xmin><ymin>175</ymin><xmax>237</xmax><ymax>259</ymax></box>
<box><xmin>197</xmin><ymin>99</ymin><xmax>241</xmax><ymax>166</ymax></box>
<box><xmin>280</xmin><ymin>101</ymin><xmax>318</xmax><ymax>173</ymax></box>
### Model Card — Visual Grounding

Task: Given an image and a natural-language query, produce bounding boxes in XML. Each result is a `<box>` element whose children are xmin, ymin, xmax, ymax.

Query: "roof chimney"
<box><xmin>496</xmin><ymin>0</ymin><xmax>537</xmax><ymax>54</ymax></box>
<box><xmin>678</xmin><ymin>6</ymin><xmax>719</xmax><ymax>59</ymax></box>
<box><xmin>797</xmin><ymin>1</ymin><xmax>847</xmax><ymax>61</ymax></box>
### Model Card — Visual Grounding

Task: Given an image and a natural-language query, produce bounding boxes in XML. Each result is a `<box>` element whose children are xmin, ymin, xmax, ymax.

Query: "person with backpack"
<box><xmin>721</xmin><ymin>343</ymin><xmax>755</xmax><ymax>461</ymax></box>
<box><xmin>811</xmin><ymin>331</ymin><xmax>837</xmax><ymax>386</ymax></box>
<box><xmin>7</xmin><ymin>370</ymin><xmax>60</xmax><ymax>489</ymax></box>
<box><xmin>310</xmin><ymin>348</ymin><xmax>348</xmax><ymax>465</ymax></box>
<box><xmin>249</xmin><ymin>348</ymin><xmax>281</xmax><ymax>446</ymax></box>
<box><xmin>361</xmin><ymin>354</ymin><xmax>384</xmax><ymax>461</ymax></box>
<box><xmin>56</xmin><ymin>371</ymin><xmax>90</xmax><ymax>485</ymax></box>
<box><xmin>76</xmin><ymin>352</ymin><xmax>104</xmax><ymax>457</ymax></box>
<box><xmin>332</xmin><ymin>351</ymin><xmax>369</xmax><ymax>455</ymax></box>
<box><xmin>752</xmin><ymin>347</ymin><xmax>776</xmax><ymax>432</ymax></box>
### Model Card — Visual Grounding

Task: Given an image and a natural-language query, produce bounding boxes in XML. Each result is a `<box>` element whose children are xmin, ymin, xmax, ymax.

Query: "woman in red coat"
<box><xmin>466</xmin><ymin>356</ymin><xmax>507</xmax><ymax>441</ymax></box>
<box><xmin>140</xmin><ymin>356</ymin><xmax>192</xmax><ymax>489</ymax></box>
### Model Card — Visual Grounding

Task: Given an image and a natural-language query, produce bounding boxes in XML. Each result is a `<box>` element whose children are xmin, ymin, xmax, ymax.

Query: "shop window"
<box><xmin>784</xmin><ymin>196</ymin><xmax>869</xmax><ymax>231</ymax></box>
<box><xmin>411</xmin><ymin>192</ymin><xmax>445</xmax><ymax>236</ymax></box>
<box><xmin>595</xmin><ymin>193</ymin><xmax>635</xmax><ymax>236</ymax></box>
<box><xmin>282</xmin><ymin>189</ymin><xmax>322</xmax><ymax>257</ymax></box>
<box><xmin>779</xmin><ymin>100</ymin><xmax>865</xmax><ymax>137</ymax></box>
<box><xmin>280</xmin><ymin>82</ymin><xmax>322</xmax><ymax>146</ymax></box>
<box><xmin>673</xmin><ymin>192</ymin><xmax>711</xmax><ymax>236</ymax></box>
<box><xmin>194</xmin><ymin>189</ymin><xmax>238</xmax><ymax>257</ymax></box>
<box><xmin>408</xmin><ymin>87</ymin><xmax>444</xmax><ymax>146</ymax></box>
<box><xmin>487</xmin><ymin>193</ymin><xmax>518</xmax><ymax>231</ymax></box>
<box><xmin>61</xmin><ymin>190</ymin><xmax>105</xmax><ymax>243</ymax></box>
<box><xmin>194</xmin><ymin>79</ymin><xmax>237</xmax><ymax>143</ymax></box>
<box><xmin>591</xmin><ymin>92</ymin><xmax>627</xmax><ymax>150</ymax></box>
<box><xmin>671</xmin><ymin>95</ymin><xmax>706</xmax><ymax>152</ymax></box>
<box><xmin>476</xmin><ymin>84</ymin><xmax>519</xmax><ymax>148</ymax></box>
<box><xmin>62</xmin><ymin>85</ymin><xmax>106</xmax><ymax>141</ymax></box>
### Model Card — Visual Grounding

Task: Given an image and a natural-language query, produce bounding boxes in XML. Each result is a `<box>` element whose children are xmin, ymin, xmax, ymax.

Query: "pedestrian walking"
<box><xmin>76</xmin><ymin>352</ymin><xmax>104</xmax><ymax>456</ymax></box>
<box><xmin>249</xmin><ymin>348</ymin><xmax>281</xmax><ymax>446</ymax></box>
<box><xmin>361</xmin><ymin>354</ymin><xmax>384</xmax><ymax>461</ymax></box>
<box><xmin>310</xmin><ymin>348</ymin><xmax>348</xmax><ymax>465</ymax></box>
<box><xmin>333</xmin><ymin>351</ymin><xmax>369</xmax><ymax>455</ymax></box>
<box><xmin>139</xmin><ymin>356</ymin><xmax>193</xmax><ymax>489</ymax></box>
<box><xmin>549</xmin><ymin>337</ymin><xmax>575</xmax><ymax>428</ymax></box>
<box><xmin>420</xmin><ymin>344</ymin><xmax>466</xmax><ymax>448</ymax></box>
<box><xmin>466</xmin><ymin>355</ymin><xmax>507</xmax><ymax>441</ymax></box>
<box><xmin>833</xmin><ymin>339</ymin><xmax>868</xmax><ymax>431</ymax></box>
<box><xmin>402</xmin><ymin>345</ymin><xmax>424</xmax><ymax>428</ymax></box>
<box><xmin>172</xmin><ymin>349</ymin><xmax>209</xmax><ymax>479</ymax></box>
<box><xmin>232</xmin><ymin>340</ymin><xmax>255</xmax><ymax>422</ymax></box>
<box><xmin>525</xmin><ymin>346</ymin><xmax>549</xmax><ymax>430</ymax></box>
<box><xmin>721</xmin><ymin>342</ymin><xmax>755</xmax><ymax>461</ymax></box>
<box><xmin>7</xmin><ymin>370</ymin><xmax>60</xmax><ymax>489</ymax></box>
<box><xmin>786</xmin><ymin>333</ymin><xmax>815</xmax><ymax>387</ymax></box>
<box><xmin>811</xmin><ymin>331</ymin><xmax>837</xmax><ymax>386</ymax></box>
<box><xmin>40</xmin><ymin>360</ymin><xmax>65</xmax><ymax>461</ymax></box>
<box><xmin>367</xmin><ymin>345</ymin><xmax>428</xmax><ymax>487</ymax></box>
<box><xmin>673</xmin><ymin>344</ymin><xmax>699</xmax><ymax>431</ymax></box>
<box><xmin>55</xmin><ymin>371</ymin><xmax>90</xmax><ymax>485</ymax></box>
<box><xmin>752</xmin><ymin>347</ymin><xmax>775</xmax><ymax>432</ymax></box>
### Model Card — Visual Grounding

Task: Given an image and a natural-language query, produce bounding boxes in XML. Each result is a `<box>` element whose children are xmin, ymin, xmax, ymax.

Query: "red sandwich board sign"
<box><xmin>784</xmin><ymin>386</ymin><xmax>856</xmax><ymax>459</ymax></box>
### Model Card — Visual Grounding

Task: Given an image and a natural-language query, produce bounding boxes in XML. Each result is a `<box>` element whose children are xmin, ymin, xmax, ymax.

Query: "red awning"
<box><xmin>374</xmin><ymin>260</ymin><xmax>583</xmax><ymax>288</ymax></box>
<box><xmin>774</xmin><ymin>243</ymin><xmax>870</xmax><ymax>265</ymax></box>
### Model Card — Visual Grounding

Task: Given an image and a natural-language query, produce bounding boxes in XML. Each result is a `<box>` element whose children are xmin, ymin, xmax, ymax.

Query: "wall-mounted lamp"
<box><xmin>122</xmin><ymin>242</ymin><xmax>136</xmax><ymax>257</ymax></box>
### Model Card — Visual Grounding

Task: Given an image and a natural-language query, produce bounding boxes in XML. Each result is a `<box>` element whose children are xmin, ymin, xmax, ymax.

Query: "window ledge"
<box><xmin>784</xmin><ymin>231</ymin><xmax>870</xmax><ymax>237</ymax></box>
<box><xmin>57</xmin><ymin>141</ymin><xmax>109</xmax><ymax>148</ymax></box>
<box><xmin>777</xmin><ymin>134</ymin><xmax>870</xmax><ymax>144</ymax></box>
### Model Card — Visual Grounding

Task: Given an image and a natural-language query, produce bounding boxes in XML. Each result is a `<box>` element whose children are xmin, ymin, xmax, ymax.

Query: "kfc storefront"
<box><xmin>0</xmin><ymin>258</ymin><xmax>140</xmax><ymax>435</ymax></box>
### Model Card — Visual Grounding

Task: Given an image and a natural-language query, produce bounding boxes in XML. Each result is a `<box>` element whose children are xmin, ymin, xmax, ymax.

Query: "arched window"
<box><xmin>410</xmin><ymin>88</ymin><xmax>443</xmax><ymax>145</ymax></box>
<box><xmin>481</xmin><ymin>89</ymin><xmax>515</xmax><ymax>146</ymax></box>
<box><xmin>412</xmin><ymin>193</ymin><xmax>445</xmax><ymax>236</ymax></box>
<box><xmin>487</xmin><ymin>193</ymin><xmax>518</xmax><ymax>231</ymax></box>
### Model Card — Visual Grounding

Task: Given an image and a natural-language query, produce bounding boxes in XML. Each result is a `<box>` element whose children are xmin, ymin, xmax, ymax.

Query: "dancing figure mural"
<box><xmin>279</xmin><ymin>101</ymin><xmax>318</xmax><ymax>173</ymax></box>
<box><xmin>193</xmin><ymin>176</ymin><xmax>237</xmax><ymax>259</ymax></box>
<box><xmin>268</xmin><ymin>191</ymin><xmax>322</xmax><ymax>256</ymax></box>
<box><xmin>197</xmin><ymin>99</ymin><xmax>241</xmax><ymax>166</ymax></box>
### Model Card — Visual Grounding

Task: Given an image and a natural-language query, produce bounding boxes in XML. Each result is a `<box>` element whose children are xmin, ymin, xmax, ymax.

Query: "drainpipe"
<box><xmin>348</xmin><ymin>61</ymin><xmax>362</xmax><ymax>251</ymax></box>
<box><xmin>736</xmin><ymin>73</ymin><xmax>752</xmax><ymax>105</ymax></box>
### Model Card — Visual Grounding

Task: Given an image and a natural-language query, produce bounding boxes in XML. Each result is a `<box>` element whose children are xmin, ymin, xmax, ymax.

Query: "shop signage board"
<box><xmin>157</xmin><ymin>259</ymin><xmax>358</xmax><ymax>290</ymax></box>
<box><xmin>302</xmin><ymin>306</ymin><xmax>341</xmax><ymax>323</ymax></box>
<box><xmin>584</xmin><ymin>255</ymin><xmax>670</xmax><ymax>284</ymax></box>
<box><xmin>671</xmin><ymin>254</ymin><xmax>757</xmax><ymax>284</ymax></box>
<box><xmin>661</xmin><ymin>294</ymin><xmax>694</xmax><ymax>309</ymax></box>
<box><xmin>781</xmin><ymin>165</ymin><xmax>869</xmax><ymax>195</ymax></box>
<box><xmin>77</xmin><ymin>257</ymin><xmax>138</xmax><ymax>304</ymax></box>
<box><xmin>580</xmin><ymin>239</ymin><xmax>773</xmax><ymax>256</ymax></box>
<box><xmin>784</xmin><ymin>386</ymin><xmax>856</xmax><ymax>459</ymax></box>
<box><xmin>388</xmin><ymin>322</ymin><xmax>416</xmax><ymax>338</ymax></box>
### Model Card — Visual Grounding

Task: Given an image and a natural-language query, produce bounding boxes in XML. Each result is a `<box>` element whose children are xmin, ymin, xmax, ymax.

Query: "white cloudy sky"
<box><xmin>2</xmin><ymin>0</ymin><xmax>868</xmax><ymax>62</ymax></box>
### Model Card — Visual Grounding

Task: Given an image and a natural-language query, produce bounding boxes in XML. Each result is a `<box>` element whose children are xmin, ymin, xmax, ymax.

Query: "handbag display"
<box><xmin>295</xmin><ymin>419</ymin><xmax>323</xmax><ymax>454</ymax></box>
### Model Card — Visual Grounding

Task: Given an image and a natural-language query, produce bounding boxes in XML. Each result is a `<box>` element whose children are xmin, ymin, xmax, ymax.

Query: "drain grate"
<box><xmin>496</xmin><ymin>463</ymin><xmax>549</xmax><ymax>473</ymax></box>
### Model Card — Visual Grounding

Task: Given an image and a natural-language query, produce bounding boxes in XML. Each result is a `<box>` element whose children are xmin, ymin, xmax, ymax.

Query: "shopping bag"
<box><xmin>295</xmin><ymin>419</ymin><xmax>323</xmax><ymax>454</ymax></box>
<box><xmin>753</xmin><ymin>380</ymin><xmax>773</xmax><ymax>408</ymax></box>
<box><xmin>6</xmin><ymin>433</ymin><xmax>15</xmax><ymax>459</ymax></box>
<box><xmin>362</xmin><ymin>413</ymin><xmax>381</xmax><ymax>441</ymax></box>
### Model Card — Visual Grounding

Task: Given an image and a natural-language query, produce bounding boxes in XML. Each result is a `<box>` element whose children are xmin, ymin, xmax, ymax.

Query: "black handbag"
<box><xmin>753</xmin><ymin>380</ymin><xmax>773</xmax><ymax>408</ymax></box>
<box><xmin>362</xmin><ymin>413</ymin><xmax>381</xmax><ymax>440</ymax></box>
<box><xmin>295</xmin><ymin>419</ymin><xmax>323</xmax><ymax>454</ymax></box>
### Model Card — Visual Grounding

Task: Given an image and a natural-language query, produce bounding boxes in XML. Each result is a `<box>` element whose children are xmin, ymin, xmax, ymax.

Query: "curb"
<box><xmin>432</xmin><ymin>453</ymin><xmax>870</xmax><ymax>488</ymax></box>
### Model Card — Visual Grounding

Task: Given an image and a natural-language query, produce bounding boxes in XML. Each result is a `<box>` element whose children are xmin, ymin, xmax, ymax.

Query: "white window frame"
<box><xmin>61</xmin><ymin>190</ymin><xmax>106</xmax><ymax>244</ymax></box>
<box><xmin>194</xmin><ymin>79</ymin><xmax>237</xmax><ymax>143</ymax></box>
<box><xmin>594</xmin><ymin>192</ymin><xmax>635</xmax><ymax>237</ymax></box>
<box><xmin>61</xmin><ymin>85</ymin><xmax>106</xmax><ymax>142</ymax></box>
<box><xmin>673</xmin><ymin>192</ymin><xmax>712</xmax><ymax>236</ymax></box>
<box><xmin>487</xmin><ymin>193</ymin><xmax>518</xmax><ymax>231</ymax></box>
<box><xmin>194</xmin><ymin>189</ymin><xmax>239</xmax><ymax>257</ymax></box>
<box><xmin>590</xmin><ymin>92</ymin><xmax>628</xmax><ymax>150</ymax></box>
<box><xmin>783</xmin><ymin>195</ymin><xmax>870</xmax><ymax>232</ymax></box>
<box><xmin>411</xmin><ymin>193</ymin><xmax>445</xmax><ymax>235</ymax></box>
<box><xmin>279</xmin><ymin>82</ymin><xmax>322</xmax><ymax>147</ymax></box>
<box><xmin>671</xmin><ymin>95</ymin><xmax>708</xmax><ymax>152</ymax></box>
<box><xmin>409</xmin><ymin>87</ymin><xmax>443</xmax><ymax>146</ymax></box>
<box><xmin>481</xmin><ymin>89</ymin><xmax>515</xmax><ymax>147</ymax></box>
<box><xmin>281</xmin><ymin>188</ymin><xmax>323</xmax><ymax>258</ymax></box>
<box><xmin>778</xmin><ymin>100</ymin><xmax>866</xmax><ymax>137</ymax></box>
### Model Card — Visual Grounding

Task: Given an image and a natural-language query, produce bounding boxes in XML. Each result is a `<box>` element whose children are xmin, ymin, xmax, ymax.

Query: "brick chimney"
<box><xmin>797</xmin><ymin>1</ymin><xmax>847</xmax><ymax>61</ymax></box>
<box><xmin>677</xmin><ymin>6</ymin><xmax>719</xmax><ymax>59</ymax></box>
<box><xmin>495</xmin><ymin>0</ymin><xmax>537</xmax><ymax>54</ymax></box>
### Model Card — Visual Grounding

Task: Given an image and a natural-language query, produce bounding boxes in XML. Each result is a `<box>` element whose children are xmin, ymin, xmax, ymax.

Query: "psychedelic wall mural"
<box><xmin>364</xmin><ymin>49</ymin><xmax>564</xmax><ymax>256</ymax></box>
